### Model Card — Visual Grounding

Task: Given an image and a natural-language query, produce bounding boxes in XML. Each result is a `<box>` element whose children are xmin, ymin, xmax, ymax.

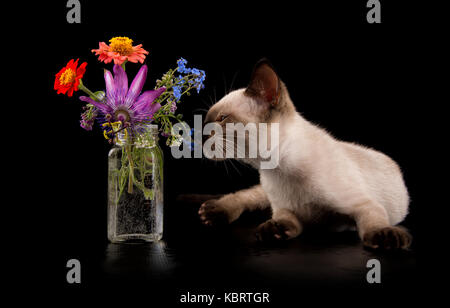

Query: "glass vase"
<box><xmin>107</xmin><ymin>124</ymin><xmax>163</xmax><ymax>242</ymax></box>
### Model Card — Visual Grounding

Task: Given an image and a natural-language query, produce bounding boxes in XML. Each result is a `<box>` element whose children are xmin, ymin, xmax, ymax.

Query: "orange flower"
<box><xmin>54</xmin><ymin>59</ymin><xmax>87</xmax><ymax>97</ymax></box>
<box><xmin>92</xmin><ymin>37</ymin><xmax>149</xmax><ymax>65</ymax></box>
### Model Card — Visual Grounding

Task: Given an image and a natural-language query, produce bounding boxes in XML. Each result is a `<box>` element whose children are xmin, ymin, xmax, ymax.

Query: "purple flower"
<box><xmin>169</xmin><ymin>100</ymin><xmax>177</xmax><ymax>113</ymax></box>
<box><xmin>79</xmin><ymin>105</ymin><xmax>98</xmax><ymax>131</ymax></box>
<box><xmin>79</xmin><ymin>64</ymin><xmax>165</xmax><ymax>129</ymax></box>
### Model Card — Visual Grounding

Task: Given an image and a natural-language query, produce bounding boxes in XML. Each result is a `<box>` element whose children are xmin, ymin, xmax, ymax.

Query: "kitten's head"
<box><xmin>203</xmin><ymin>59</ymin><xmax>295</xmax><ymax>165</ymax></box>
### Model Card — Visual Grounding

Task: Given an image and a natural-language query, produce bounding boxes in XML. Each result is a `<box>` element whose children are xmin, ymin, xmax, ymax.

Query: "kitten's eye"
<box><xmin>217</xmin><ymin>114</ymin><xmax>229</xmax><ymax>122</ymax></box>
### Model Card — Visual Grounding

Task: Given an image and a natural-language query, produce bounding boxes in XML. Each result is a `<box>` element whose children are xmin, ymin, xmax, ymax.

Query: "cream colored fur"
<box><xmin>200</xmin><ymin>67</ymin><xmax>411</xmax><ymax>250</ymax></box>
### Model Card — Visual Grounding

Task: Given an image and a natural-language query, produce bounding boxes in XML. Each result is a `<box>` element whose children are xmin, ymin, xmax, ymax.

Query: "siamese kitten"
<box><xmin>198</xmin><ymin>59</ymin><xmax>411</xmax><ymax>250</ymax></box>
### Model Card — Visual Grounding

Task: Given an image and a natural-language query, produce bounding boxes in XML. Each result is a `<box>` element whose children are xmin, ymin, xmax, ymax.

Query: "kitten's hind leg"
<box><xmin>198</xmin><ymin>184</ymin><xmax>270</xmax><ymax>226</ymax></box>
<box><xmin>350</xmin><ymin>200</ymin><xmax>412</xmax><ymax>250</ymax></box>
<box><xmin>256</xmin><ymin>208</ymin><xmax>303</xmax><ymax>242</ymax></box>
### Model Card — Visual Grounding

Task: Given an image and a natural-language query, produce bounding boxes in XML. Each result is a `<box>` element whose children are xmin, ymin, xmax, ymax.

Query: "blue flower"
<box><xmin>193</xmin><ymin>69</ymin><xmax>206</xmax><ymax>93</ymax></box>
<box><xmin>177</xmin><ymin>58</ymin><xmax>191</xmax><ymax>74</ymax></box>
<box><xmin>173</xmin><ymin>85</ymin><xmax>182</xmax><ymax>101</ymax></box>
<box><xmin>176</xmin><ymin>75</ymin><xmax>185</xmax><ymax>85</ymax></box>
<box><xmin>176</xmin><ymin>58</ymin><xmax>206</xmax><ymax>95</ymax></box>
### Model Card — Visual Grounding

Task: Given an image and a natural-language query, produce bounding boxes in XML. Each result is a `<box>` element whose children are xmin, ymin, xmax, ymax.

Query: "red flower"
<box><xmin>54</xmin><ymin>59</ymin><xmax>87</xmax><ymax>97</ymax></box>
<box><xmin>92</xmin><ymin>37</ymin><xmax>148</xmax><ymax>65</ymax></box>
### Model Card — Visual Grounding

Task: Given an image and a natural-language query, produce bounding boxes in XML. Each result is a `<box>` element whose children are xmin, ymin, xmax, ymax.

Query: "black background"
<box><xmin>11</xmin><ymin>0</ymin><xmax>446</xmax><ymax>305</ymax></box>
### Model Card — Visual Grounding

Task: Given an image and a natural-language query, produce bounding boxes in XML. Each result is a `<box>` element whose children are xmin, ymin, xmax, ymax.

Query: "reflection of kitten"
<box><xmin>198</xmin><ymin>59</ymin><xmax>411</xmax><ymax>250</ymax></box>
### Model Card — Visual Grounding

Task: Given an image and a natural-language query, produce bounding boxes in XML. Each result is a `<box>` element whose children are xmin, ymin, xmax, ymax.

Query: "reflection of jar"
<box><xmin>107</xmin><ymin>124</ymin><xmax>163</xmax><ymax>242</ymax></box>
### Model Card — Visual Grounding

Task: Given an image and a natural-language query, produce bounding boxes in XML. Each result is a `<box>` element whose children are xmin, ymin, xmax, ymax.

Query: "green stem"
<box><xmin>126</xmin><ymin>144</ymin><xmax>134</xmax><ymax>194</ymax></box>
<box><xmin>167</xmin><ymin>114</ymin><xmax>184</xmax><ymax>122</ymax></box>
<box><xmin>78</xmin><ymin>80</ymin><xmax>102</xmax><ymax>102</ymax></box>
<box><xmin>121</xmin><ymin>61</ymin><xmax>127</xmax><ymax>71</ymax></box>
<box><xmin>123</xmin><ymin>131</ymin><xmax>135</xmax><ymax>194</ymax></box>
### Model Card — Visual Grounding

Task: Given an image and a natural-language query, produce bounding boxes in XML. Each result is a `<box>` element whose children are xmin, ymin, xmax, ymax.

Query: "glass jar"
<box><xmin>108</xmin><ymin>124</ymin><xmax>163</xmax><ymax>242</ymax></box>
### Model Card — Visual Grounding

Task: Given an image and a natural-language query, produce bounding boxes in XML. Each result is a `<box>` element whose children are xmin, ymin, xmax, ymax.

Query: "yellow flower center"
<box><xmin>59</xmin><ymin>68</ymin><xmax>76</xmax><ymax>86</ymax></box>
<box><xmin>109</xmin><ymin>37</ymin><xmax>133</xmax><ymax>55</ymax></box>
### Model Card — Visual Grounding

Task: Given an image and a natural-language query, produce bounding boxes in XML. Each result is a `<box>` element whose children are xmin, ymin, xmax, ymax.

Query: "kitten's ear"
<box><xmin>245</xmin><ymin>58</ymin><xmax>281</xmax><ymax>106</ymax></box>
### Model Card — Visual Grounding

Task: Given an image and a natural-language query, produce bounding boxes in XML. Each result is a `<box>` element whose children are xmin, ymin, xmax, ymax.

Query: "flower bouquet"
<box><xmin>55</xmin><ymin>36</ymin><xmax>205</xmax><ymax>242</ymax></box>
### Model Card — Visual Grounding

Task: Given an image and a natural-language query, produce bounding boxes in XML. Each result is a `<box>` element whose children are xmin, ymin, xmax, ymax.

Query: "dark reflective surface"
<box><xmin>99</xmin><ymin>204</ymin><xmax>419</xmax><ymax>290</ymax></box>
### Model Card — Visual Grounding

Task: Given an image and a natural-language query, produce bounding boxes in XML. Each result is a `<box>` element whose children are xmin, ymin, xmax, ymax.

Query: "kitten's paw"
<box><xmin>363</xmin><ymin>226</ymin><xmax>412</xmax><ymax>250</ymax></box>
<box><xmin>255</xmin><ymin>219</ymin><xmax>299</xmax><ymax>242</ymax></box>
<box><xmin>198</xmin><ymin>200</ymin><xmax>232</xmax><ymax>227</ymax></box>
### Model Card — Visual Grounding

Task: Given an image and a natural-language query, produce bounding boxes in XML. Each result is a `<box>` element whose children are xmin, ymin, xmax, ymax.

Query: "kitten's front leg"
<box><xmin>198</xmin><ymin>184</ymin><xmax>269</xmax><ymax>226</ymax></box>
<box><xmin>256</xmin><ymin>208</ymin><xmax>303</xmax><ymax>242</ymax></box>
